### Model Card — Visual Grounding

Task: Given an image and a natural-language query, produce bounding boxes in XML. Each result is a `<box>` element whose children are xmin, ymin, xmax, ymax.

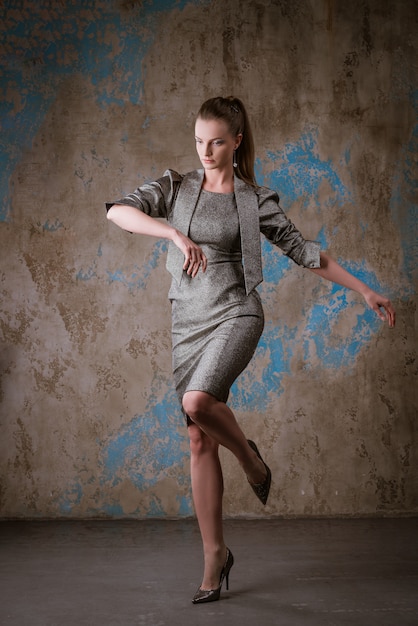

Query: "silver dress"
<box><xmin>169</xmin><ymin>190</ymin><xmax>264</xmax><ymax>413</ymax></box>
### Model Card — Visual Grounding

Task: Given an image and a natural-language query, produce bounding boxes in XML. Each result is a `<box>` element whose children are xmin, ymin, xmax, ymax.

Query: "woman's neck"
<box><xmin>202</xmin><ymin>168</ymin><xmax>235</xmax><ymax>193</ymax></box>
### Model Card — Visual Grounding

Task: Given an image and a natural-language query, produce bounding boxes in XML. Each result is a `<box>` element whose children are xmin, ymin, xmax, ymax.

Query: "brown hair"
<box><xmin>197</xmin><ymin>96</ymin><xmax>256</xmax><ymax>187</ymax></box>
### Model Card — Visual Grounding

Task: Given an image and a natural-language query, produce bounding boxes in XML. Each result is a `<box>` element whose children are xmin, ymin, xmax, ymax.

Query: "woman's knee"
<box><xmin>182</xmin><ymin>390</ymin><xmax>213</xmax><ymax>424</ymax></box>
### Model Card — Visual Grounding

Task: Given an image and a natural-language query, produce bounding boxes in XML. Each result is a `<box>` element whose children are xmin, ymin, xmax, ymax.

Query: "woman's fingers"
<box><xmin>181</xmin><ymin>241</ymin><xmax>207</xmax><ymax>277</ymax></box>
<box><xmin>366</xmin><ymin>291</ymin><xmax>396</xmax><ymax>328</ymax></box>
<box><xmin>381</xmin><ymin>300</ymin><xmax>396</xmax><ymax>328</ymax></box>
<box><xmin>172</xmin><ymin>229</ymin><xmax>206</xmax><ymax>277</ymax></box>
<box><xmin>188</xmin><ymin>253</ymin><xmax>207</xmax><ymax>277</ymax></box>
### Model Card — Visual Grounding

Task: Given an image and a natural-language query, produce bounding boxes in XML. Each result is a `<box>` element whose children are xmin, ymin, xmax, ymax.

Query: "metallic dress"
<box><xmin>169</xmin><ymin>190</ymin><xmax>264</xmax><ymax>412</ymax></box>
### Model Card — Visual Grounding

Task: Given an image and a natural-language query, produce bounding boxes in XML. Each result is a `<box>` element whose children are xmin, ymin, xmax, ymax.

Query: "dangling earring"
<box><xmin>233</xmin><ymin>150</ymin><xmax>237</xmax><ymax>168</ymax></box>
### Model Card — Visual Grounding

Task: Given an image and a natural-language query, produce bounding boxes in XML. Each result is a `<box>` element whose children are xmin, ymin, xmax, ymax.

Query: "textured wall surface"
<box><xmin>0</xmin><ymin>0</ymin><xmax>417</xmax><ymax>519</ymax></box>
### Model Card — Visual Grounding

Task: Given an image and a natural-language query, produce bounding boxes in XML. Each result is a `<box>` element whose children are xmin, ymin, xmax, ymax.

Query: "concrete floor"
<box><xmin>0</xmin><ymin>518</ymin><xmax>417</xmax><ymax>626</ymax></box>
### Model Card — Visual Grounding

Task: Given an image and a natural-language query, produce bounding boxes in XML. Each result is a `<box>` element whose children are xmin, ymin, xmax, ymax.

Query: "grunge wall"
<box><xmin>0</xmin><ymin>0</ymin><xmax>416</xmax><ymax>518</ymax></box>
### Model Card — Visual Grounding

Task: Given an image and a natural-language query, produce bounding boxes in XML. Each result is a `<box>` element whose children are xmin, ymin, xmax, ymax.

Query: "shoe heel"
<box><xmin>192</xmin><ymin>548</ymin><xmax>234</xmax><ymax>604</ymax></box>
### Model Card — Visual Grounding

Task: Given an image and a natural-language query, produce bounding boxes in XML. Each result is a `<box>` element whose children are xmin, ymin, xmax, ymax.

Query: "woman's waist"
<box><xmin>199</xmin><ymin>245</ymin><xmax>242</xmax><ymax>265</ymax></box>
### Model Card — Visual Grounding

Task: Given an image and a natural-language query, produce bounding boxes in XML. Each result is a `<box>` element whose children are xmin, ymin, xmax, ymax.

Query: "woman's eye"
<box><xmin>213</xmin><ymin>140</ymin><xmax>224</xmax><ymax>146</ymax></box>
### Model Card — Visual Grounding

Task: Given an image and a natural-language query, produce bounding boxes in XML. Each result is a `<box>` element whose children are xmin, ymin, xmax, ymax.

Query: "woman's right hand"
<box><xmin>106</xmin><ymin>207</ymin><xmax>207</xmax><ymax>278</ymax></box>
<box><xmin>171</xmin><ymin>229</ymin><xmax>207</xmax><ymax>278</ymax></box>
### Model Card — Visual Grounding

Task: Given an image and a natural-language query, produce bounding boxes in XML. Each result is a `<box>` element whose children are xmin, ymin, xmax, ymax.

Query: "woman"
<box><xmin>106</xmin><ymin>96</ymin><xmax>395</xmax><ymax>604</ymax></box>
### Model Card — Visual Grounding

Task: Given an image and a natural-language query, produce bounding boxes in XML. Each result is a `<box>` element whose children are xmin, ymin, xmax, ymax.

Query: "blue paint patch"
<box><xmin>100</xmin><ymin>502</ymin><xmax>125</xmax><ymax>518</ymax></box>
<box><xmin>101</xmin><ymin>387</ymin><xmax>187</xmax><ymax>493</ymax></box>
<box><xmin>0</xmin><ymin>0</ymin><xmax>211</xmax><ymax>221</ymax></box>
<box><xmin>255</xmin><ymin>129</ymin><xmax>352</xmax><ymax>212</ymax></box>
<box><xmin>43</xmin><ymin>219</ymin><xmax>64</xmax><ymax>232</ymax></box>
<box><xmin>230</xmin><ymin>322</ymin><xmax>296</xmax><ymax>411</ymax></box>
<box><xmin>57</xmin><ymin>480</ymin><xmax>83</xmax><ymax>514</ymax></box>
<box><xmin>146</xmin><ymin>497</ymin><xmax>166</xmax><ymax>518</ymax></box>
<box><xmin>259</xmin><ymin>238</ymin><xmax>292</xmax><ymax>287</ymax></box>
<box><xmin>177</xmin><ymin>494</ymin><xmax>194</xmax><ymax>516</ymax></box>
<box><xmin>76</xmin><ymin>267</ymin><xmax>97</xmax><ymax>281</ymax></box>
<box><xmin>302</xmin><ymin>262</ymin><xmax>383</xmax><ymax>370</ymax></box>
<box><xmin>57</xmin><ymin>384</ymin><xmax>192</xmax><ymax>516</ymax></box>
<box><xmin>106</xmin><ymin>239</ymin><xmax>167</xmax><ymax>292</ymax></box>
<box><xmin>315</xmin><ymin>225</ymin><xmax>329</xmax><ymax>249</ymax></box>
<box><xmin>75</xmin><ymin>243</ymin><xmax>106</xmax><ymax>281</ymax></box>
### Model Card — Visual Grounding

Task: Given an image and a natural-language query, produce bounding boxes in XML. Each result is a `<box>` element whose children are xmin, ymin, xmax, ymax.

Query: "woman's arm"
<box><xmin>107</xmin><ymin>204</ymin><xmax>207</xmax><ymax>277</ymax></box>
<box><xmin>107</xmin><ymin>203</ymin><xmax>174</xmax><ymax>237</ymax></box>
<box><xmin>310</xmin><ymin>252</ymin><xmax>395</xmax><ymax>327</ymax></box>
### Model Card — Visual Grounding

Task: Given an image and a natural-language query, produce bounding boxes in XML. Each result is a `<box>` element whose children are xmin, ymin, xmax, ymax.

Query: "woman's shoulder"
<box><xmin>254</xmin><ymin>183</ymin><xmax>279</xmax><ymax>203</ymax></box>
<box><xmin>159</xmin><ymin>168</ymin><xmax>183</xmax><ymax>184</ymax></box>
<box><xmin>234</xmin><ymin>176</ymin><xmax>280</xmax><ymax>208</ymax></box>
<box><xmin>160</xmin><ymin>168</ymin><xmax>203</xmax><ymax>183</ymax></box>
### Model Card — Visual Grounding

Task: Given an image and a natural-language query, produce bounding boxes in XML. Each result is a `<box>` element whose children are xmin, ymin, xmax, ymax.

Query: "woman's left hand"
<box><xmin>363</xmin><ymin>290</ymin><xmax>396</xmax><ymax>327</ymax></box>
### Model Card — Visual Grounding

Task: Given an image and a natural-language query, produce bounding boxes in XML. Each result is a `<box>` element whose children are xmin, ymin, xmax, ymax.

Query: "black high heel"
<box><xmin>247</xmin><ymin>440</ymin><xmax>272</xmax><ymax>505</ymax></box>
<box><xmin>192</xmin><ymin>548</ymin><xmax>234</xmax><ymax>604</ymax></box>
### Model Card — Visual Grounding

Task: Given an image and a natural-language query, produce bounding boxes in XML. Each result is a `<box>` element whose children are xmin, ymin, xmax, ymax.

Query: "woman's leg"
<box><xmin>188</xmin><ymin>423</ymin><xmax>228</xmax><ymax>589</ymax></box>
<box><xmin>183</xmin><ymin>390</ymin><xmax>267</xmax><ymax>485</ymax></box>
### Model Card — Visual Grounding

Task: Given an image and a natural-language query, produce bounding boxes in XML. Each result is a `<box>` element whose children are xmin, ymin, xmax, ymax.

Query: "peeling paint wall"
<box><xmin>0</xmin><ymin>0</ymin><xmax>416</xmax><ymax>519</ymax></box>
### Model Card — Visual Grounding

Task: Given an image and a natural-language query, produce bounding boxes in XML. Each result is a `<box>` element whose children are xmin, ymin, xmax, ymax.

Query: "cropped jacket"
<box><xmin>107</xmin><ymin>168</ymin><xmax>321</xmax><ymax>294</ymax></box>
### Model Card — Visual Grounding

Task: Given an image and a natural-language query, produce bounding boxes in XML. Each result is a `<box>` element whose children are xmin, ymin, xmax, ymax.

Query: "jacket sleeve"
<box><xmin>105</xmin><ymin>169</ymin><xmax>183</xmax><ymax>219</ymax></box>
<box><xmin>257</xmin><ymin>186</ymin><xmax>321</xmax><ymax>269</ymax></box>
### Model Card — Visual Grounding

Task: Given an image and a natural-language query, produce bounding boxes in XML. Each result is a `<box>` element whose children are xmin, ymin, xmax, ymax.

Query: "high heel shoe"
<box><xmin>247</xmin><ymin>440</ymin><xmax>272</xmax><ymax>505</ymax></box>
<box><xmin>192</xmin><ymin>548</ymin><xmax>234</xmax><ymax>604</ymax></box>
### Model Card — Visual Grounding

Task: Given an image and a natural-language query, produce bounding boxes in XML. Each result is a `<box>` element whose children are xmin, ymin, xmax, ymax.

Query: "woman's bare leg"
<box><xmin>183</xmin><ymin>390</ymin><xmax>267</xmax><ymax>485</ymax></box>
<box><xmin>188</xmin><ymin>423</ymin><xmax>228</xmax><ymax>589</ymax></box>
<box><xmin>185</xmin><ymin>391</ymin><xmax>268</xmax><ymax>589</ymax></box>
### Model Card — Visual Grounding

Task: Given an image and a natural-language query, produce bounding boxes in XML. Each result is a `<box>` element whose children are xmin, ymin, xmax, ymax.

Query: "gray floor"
<box><xmin>0</xmin><ymin>518</ymin><xmax>417</xmax><ymax>626</ymax></box>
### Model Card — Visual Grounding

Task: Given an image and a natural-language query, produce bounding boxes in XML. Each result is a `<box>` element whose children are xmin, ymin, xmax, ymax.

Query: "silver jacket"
<box><xmin>108</xmin><ymin>168</ymin><xmax>321</xmax><ymax>294</ymax></box>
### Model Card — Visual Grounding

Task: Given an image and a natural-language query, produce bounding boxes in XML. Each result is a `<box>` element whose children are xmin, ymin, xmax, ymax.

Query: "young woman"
<box><xmin>106</xmin><ymin>96</ymin><xmax>395</xmax><ymax>604</ymax></box>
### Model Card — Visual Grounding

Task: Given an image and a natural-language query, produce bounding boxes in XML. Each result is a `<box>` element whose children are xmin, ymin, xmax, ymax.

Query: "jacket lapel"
<box><xmin>234</xmin><ymin>176</ymin><xmax>263</xmax><ymax>294</ymax></box>
<box><xmin>166</xmin><ymin>169</ymin><xmax>204</xmax><ymax>285</ymax></box>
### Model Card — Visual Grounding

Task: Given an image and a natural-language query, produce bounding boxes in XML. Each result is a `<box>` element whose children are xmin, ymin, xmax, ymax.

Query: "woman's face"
<box><xmin>194</xmin><ymin>117</ymin><xmax>242</xmax><ymax>173</ymax></box>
